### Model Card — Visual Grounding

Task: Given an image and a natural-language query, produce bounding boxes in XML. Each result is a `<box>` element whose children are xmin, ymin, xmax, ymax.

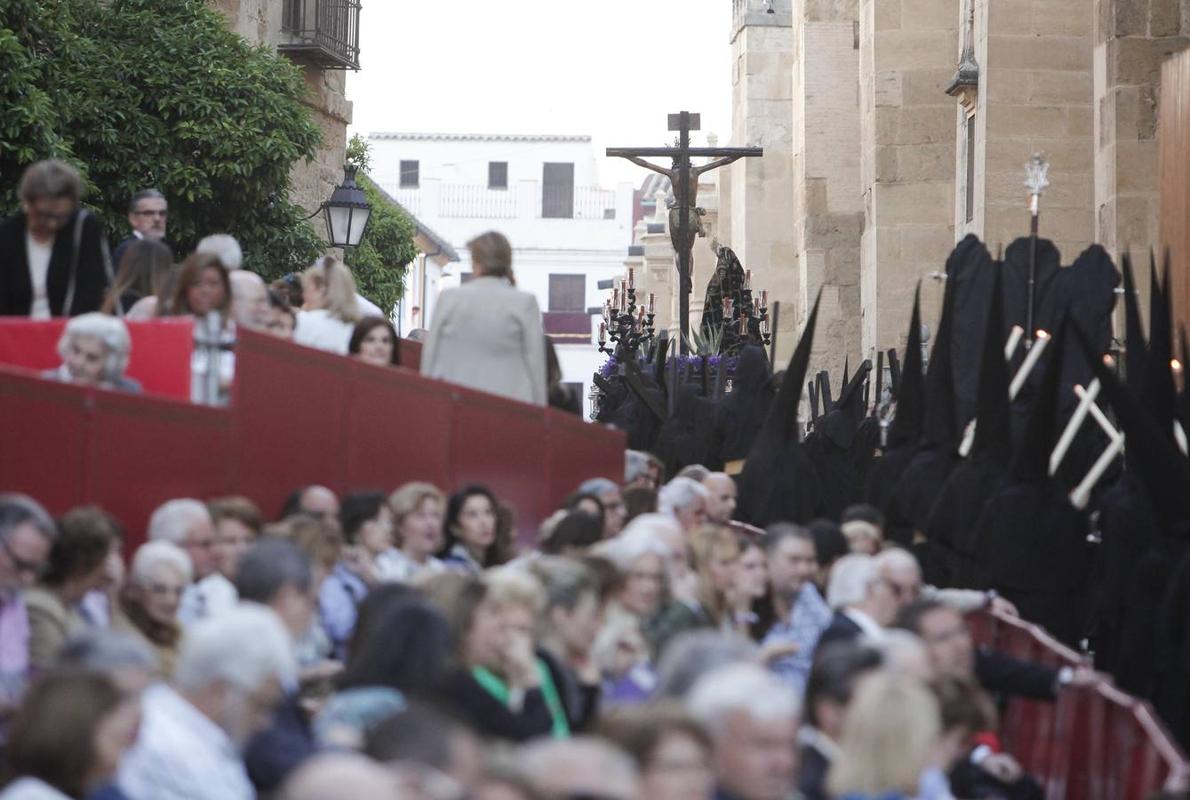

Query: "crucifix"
<box><xmin>608</xmin><ymin>111</ymin><xmax>763</xmax><ymax>353</ymax></box>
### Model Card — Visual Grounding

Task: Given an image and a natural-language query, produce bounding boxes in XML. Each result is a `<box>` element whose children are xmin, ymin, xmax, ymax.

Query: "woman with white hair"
<box><xmin>592</xmin><ymin>528</ymin><xmax>672</xmax><ymax>705</ymax></box>
<box><xmin>294</xmin><ymin>256</ymin><xmax>362</xmax><ymax>354</ymax></box>
<box><xmin>114</xmin><ymin>541</ymin><xmax>192</xmax><ymax>677</ymax></box>
<box><xmin>43</xmin><ymin>312</ymin><xmax>141</xmax><ymax>392</ymax></box>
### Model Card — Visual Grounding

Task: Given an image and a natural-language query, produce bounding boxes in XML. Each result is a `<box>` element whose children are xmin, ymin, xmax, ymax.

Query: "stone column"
<box><xmin>1094</xmin><ymin>0</ymin><xmax>1189</xmax><ymax>261</ymax></box>
<box><xmin>792</xmin><ymin>0</ymin><xmax>864</xmax><ymax>377</ymax></box>
<box><xmin>726</xmin><ymin>0</ymin><xmax>797</xmax><ymax>362</ymax></box>
<box><xmin>971</xmin><ymin>0</ymin><xmax>1096</xmax><ymax>259</ymax></box>
<box><xmin>858</xmin><ymin>0</ymin><xmax>958</xmax><ymax>357</ymax></box>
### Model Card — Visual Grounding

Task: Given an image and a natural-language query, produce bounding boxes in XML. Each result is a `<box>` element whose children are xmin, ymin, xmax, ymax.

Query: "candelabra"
<box><xmin>598</xmin><ymin>267</ymin><xmax>656</xmax><ymax>362</ymax></box>
<box><xmin>720</xmin><ymin>272</ymin><xmax>772</xmax><ymax>355</ymax></box>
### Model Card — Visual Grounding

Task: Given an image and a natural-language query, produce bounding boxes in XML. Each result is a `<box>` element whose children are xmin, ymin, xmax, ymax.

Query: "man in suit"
<box><xmin>112</xmin><ymin>188</ymin><xmax>169</xmax><ymax>268</ymax></box>
<box><xmin>817</xmin><ymin>553</ymin><xmax>900</xmax><ymax>649</ymax></box>
<box><xmin>0</xmin><ymin>160</ymin><xmax>112</xmax><ymax>317</ymax></box>
<box><xmin>895</xmin><ymin>599</ymin><xmax>1097</xmax><ymax>701</ymax></box>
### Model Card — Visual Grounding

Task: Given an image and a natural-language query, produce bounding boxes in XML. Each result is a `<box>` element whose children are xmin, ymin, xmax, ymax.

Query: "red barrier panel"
<box><xmin>233</xmin><ymin>333</ymin><xmax>354</xmax><ymax>518</ymax></box>
<box><xmin>0</xmin><ymin>325</ymin><xmax>624</xmax><ymax>553</ymax></box>
<box><xmin>0</xmin><ymin>318</ymin><xmax>193</xmax><ymax>400</ymax></box>
<box><xmin>88</xmin><ymin>391</ymin><xmax>232</xmax><ymax>545</ymax></box>
<box><xmin>399</xmin><ymin>340</ymin><xmax>422</xmax><ymax>372</ymax></box>
<box><xmin>0</xmin><ymin>366</ymin><xmax>90</xmax><ymax>512</ymax></box>
<box><xmin>545</xmin><ymin>408</ymin><xmax>627</xmax><ymax>511</ymax></box>
<box><xmin>968</xmin><ymin>610</ymin><xmax>1190</xmax><ymax>799</ymax></box>
<box><xmin>449</xmin><ymin>386</ymin><xmax>551</xmax><ymax>545</ymax></box>
<box><xmin>344</xmin><ymin>360</ymin><xmax>452</xmax><ymax>493</ymax></box>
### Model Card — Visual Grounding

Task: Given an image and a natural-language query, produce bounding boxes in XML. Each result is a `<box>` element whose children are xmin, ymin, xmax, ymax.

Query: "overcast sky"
<box><xmin>346</xmin><ymin>0</ymin><xmax>734</xmax><ymax>187</ymax></box>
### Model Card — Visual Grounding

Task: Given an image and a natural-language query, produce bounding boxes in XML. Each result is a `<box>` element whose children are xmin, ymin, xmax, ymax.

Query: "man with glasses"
<box><xmin>0</xmin><ymin>494</ymin><xmax>56</xmax><ymax>725</ymax></box>
<box><xmin>112</xmin><ymin>188</ymin><xmax>169</xmax><ymax>267</ymax></box>
<box><xmin>0</xmin><ymin>159</ymin><xmax>113</xmax><ymax>317</ymax></box>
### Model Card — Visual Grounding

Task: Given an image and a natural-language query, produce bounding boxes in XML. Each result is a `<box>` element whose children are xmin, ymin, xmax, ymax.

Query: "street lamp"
<box><xmin>322</xmin><ymin>164</ymin><xmax>372</xmax><ymax>248</ymax></box>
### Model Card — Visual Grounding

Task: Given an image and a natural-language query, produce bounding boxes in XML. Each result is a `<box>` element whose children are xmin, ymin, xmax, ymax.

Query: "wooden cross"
<box><xmin>608</xmin><ymin>111</ymin><xmax>763</xmax><ymax>353</ymax></box>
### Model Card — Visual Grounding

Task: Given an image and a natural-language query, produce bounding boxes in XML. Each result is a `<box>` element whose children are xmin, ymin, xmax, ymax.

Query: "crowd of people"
<box><xmin>0</xmin><ymin>451</ymin><xmax>1101</xmax><ymax>800</ymax></box>
<box><xmin>0</xmin><ymin>159</ymin><xmax>579</xmax><ymax>412</ymax></box>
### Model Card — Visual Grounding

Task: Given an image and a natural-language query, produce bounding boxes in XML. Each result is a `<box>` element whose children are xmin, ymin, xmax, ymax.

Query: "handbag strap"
<box><xmin>61</xmin><ymin>210</ymin><xmax>86</xmax><ymax>316</ymax></box>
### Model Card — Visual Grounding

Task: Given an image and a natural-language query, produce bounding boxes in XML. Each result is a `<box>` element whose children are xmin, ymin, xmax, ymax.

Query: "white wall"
<box><xmin>371</xmin><ymin>133</ymin><xmax>633</xmax><ymax>418</ymax></box>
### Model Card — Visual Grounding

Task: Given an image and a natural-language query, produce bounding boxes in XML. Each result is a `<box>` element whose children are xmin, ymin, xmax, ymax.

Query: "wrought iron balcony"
<box><xmin>279</xmin><ymin>0</ymin><xmax>361</xmax><ymax>70</ymax></box>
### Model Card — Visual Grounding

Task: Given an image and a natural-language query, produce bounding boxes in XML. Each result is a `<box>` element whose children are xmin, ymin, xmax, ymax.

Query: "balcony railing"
<box><xmin>279</xmin><ymin>0</ymin><xmax>361</xmax><ymax>70</ymax></box>
<box><xmin>377</xmin><ymin>182</ymin><xmax>620</xmax><ymax>223</ymax></box>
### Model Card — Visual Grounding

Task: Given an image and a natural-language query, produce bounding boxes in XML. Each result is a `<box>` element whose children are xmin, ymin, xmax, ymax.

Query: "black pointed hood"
<box><xmin>888</xmin><ymin>284</ymin><xmax>925</xmax><ymax>448</ymax></box>
<box><xmin>736</xmin><ymin>291</ymin><xmax>825</xmax><ymax>526</ymax></box>
<box><xmin>970</xmin><ymin>263</ymin><xmax>1012</xmax><ymax>466</ymax></box>
<box><xmin>922</xmin><ymin>263</ymin><xmax>960</xmax><ymax>448</ymax></box>
<box><xmin>1079</xmin><ymin>327</ymin><xmax>1190</xmax><ymax>533</ymax></box>
<box><xmin>1011</xmin><ymin>321</ymin><xmax>1066</xmax><ymax>482</ymax></box>
<box><xmin>1147</xmin><ymin>253</ymin><xmax>1177</xmax><ymax>438</ymax></box>
<box><xmin>842</xmin><ymin>358</ymin><xmax>850</xmax><ymax>393</ymax></box>
<box><xmin>1124</xmin><ymin>254</ymin><xmax>1148</xmax><ymax>396</ymax></box>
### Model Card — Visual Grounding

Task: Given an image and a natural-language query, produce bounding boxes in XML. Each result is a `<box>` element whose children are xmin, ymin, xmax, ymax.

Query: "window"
<box><xmin>965</xmin><ymin>115</ymin><xmax>976</xmax><ymax>224</ymax></box>
<box><xmin>489</xmin><ymin>162</ymin><xmax>509</xmax><ymax>190</ymax></box>
<box><xmin>549</xmin><ymin>274</ymin><xmax>585</xmax><ymax>312</ymax></box>
<box><xmin>542</xmin><ymin>162</ymin><xmax>575</xmax><ymax>218</ymax></box>
<box><xmin>399</xmin><ymin>160</ymin><xmax>419</xmax><ymax>189</ymax></box>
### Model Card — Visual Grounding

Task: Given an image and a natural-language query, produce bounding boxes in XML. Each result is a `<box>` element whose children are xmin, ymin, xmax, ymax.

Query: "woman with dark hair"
<box><xmin>539</xmin><ymin>512</ymin><xmax>604</xmax><ymax>557</ymax></box>
<box><xmin>562</xmin><ymin>492</ymin><xmax>606</xmax><ymax>526</ymax></box>
<box><xmin>3</xmin><ymin>670</ymin><xmax>140</xmax><ymax>800</ymax></box>
<box><xmin>265</xmin><ymin>288</ymin><xmax>296</xmax><ymax>339</ymax></box>
<box><xmin>26</xmin><ymin>509</ymin><xmax>119</xmax><ymax>671</ymax></box>
<box><xmin>348</xmin><ymin>316</ymin><xmax>400</xmax><ymax>367</ymax></box>
<box><xmin>26</xmin><ymin>507</ymin><xmax>120</xmax><ymax>671</ymax></box>
<box><xmin>101</xmin><ymin>239</ymin><xmax>173</xmax><ymax>317</ymax></box>
<box><xmin>439</xmin><ymin>485</ymin><xmax>512</xmax><ymax>573</ymax></box>
<box><xmin>545</xmin><ymin>336</ymin><xmax>581</xmax><ymax>415</ymax></box>
<box><xmin>319</xmin><ymin>492</ymin><xmax>392</xmax><ymax>659</ymax></box>
<box><xmin>316</xmin><ymin>594</ymin><xmax>453</xmax><ymax>749</ymax></box>
<box><xmin>728</xmin><ymin>534</ymin><xmax>768</xmax><ymax>632</ymax></box>
<box><xmin>162</xmin><ymin>252</ymin><xmax>230</xmax><ymax>319</ymax></box>
<box><xmin>622</xmin><ymin>487</ymin><xmax>659</xmax><ymax>524</ymax></box>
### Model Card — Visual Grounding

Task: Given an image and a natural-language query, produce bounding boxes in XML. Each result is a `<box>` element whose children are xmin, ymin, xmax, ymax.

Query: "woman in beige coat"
<box><xmin>421</xmin><ymin>232</ymin><xmax>547</xmax><ymax>406</ymax></box>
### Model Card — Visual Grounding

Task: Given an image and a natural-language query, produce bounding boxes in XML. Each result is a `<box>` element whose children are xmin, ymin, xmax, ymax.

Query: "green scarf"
<box><xmin>472</xmin><ymin>659</ymin><xmax>570</xmax><ymax>739</ymax></box>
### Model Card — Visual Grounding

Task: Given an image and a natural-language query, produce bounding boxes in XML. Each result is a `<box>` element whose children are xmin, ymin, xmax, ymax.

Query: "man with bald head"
<box><xmin>702</xmin><ymin>472</ymin><xmax>738</xmax><ymax>524</ymax></box>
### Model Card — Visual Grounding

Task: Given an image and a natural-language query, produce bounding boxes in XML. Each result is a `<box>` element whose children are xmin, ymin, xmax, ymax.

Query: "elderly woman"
<box><xmin>383</xmin><ymin>482</ymin><xmax>447</xmax><ymax>583</ymax></box>
<box><xmin>43</xmin><ymin>313</ymin><xmax>141</xmax><ymax>393</ymax></box>
<box><xmin>115</xmin><ymin>540</ymin><xmax>191</xmax><ymax>678</ymax></box>
<box><xmin>294</xmin><ymin>256</ymin><xmax>362</xmax><ymax>354</ymax></box>
<box><xmin>592</xmin><ymin>527</ymin><xmax>672</xmax><ymax>704</ymax></box>
<box><xmin>421</xmin><ymin>231</ymin><xmax>547</xmax><ymax>406</ymax></box>
<box><xmin>437</xmin><ymin>569</ymin><xmax>571</xmax><ymax>742</ymax></box>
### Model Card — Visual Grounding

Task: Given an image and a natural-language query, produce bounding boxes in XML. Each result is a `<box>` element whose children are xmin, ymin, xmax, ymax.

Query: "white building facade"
<box><xmin>369</xmin><ymin>132</ymin><xmax>635</xmax><ymax>418</ymax></box>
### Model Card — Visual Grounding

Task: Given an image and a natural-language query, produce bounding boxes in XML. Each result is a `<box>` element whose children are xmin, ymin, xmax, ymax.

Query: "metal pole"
<box><xmin>1026</xmin><ymin>208</ymin><xmax>1038</xmax><ymax>348</ymax></box>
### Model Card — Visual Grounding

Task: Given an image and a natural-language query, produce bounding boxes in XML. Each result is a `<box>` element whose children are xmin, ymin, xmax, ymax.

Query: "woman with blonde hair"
<box><xmin>648</xmin><ymin>525</ymin><xmax>740</xmax><ymax>656</ymax></box>
<box><xmin>294</xmin><ymin>255</ymin><xmax>362</xmax><ymax>353</ymax></box>
<box><xmin>384</xmin><ymin>482</ymin><xmax>447</xmax><ymax>582</ymax></box>
<box><xmin>828</xmin><ymin>671</ymin><xmax>945</xmax><ymax>800</ymax></box>
<box><xmin>421</xmin><ymin>231</ymin><xmax>547</xmax><ymax>406</ymax></box>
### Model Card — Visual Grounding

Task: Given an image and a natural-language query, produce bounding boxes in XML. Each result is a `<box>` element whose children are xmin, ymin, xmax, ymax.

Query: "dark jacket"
<box><xmin>0</xmin><ymin>210</ymin><xmax>111</xmax><ymax>317</ymax></box>
<box><xmin>442</xmin><ymin>665</ymin><xmax>558</xmax><ymax>743</ymax></box>
<box><xmin>815</xmin><ymin>610</ymin><xmax>864</xmax><ymax>650</ymax></box>
<box><xmin>974</xmin><ymin>649</ymin><xmax>1060</xmax><ymax>701</ymax></box>
<box><xmin>243</xmin><ymin>690</ymin><xmax>319</xmax><ymax>793</ymax></box>
<box><xmin>798</xmin><ymin>741</ymin><xmax>832</xmax><ymax>800</ymax></box>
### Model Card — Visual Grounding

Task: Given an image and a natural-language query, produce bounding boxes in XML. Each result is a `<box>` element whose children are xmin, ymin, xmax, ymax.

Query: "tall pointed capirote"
<box><xmin>970</xmin><ymin>263</ymin><xmax>1012</xmax><ymax>464</ymax></box>
<box><xmin>888</xmin><ymin>283</ymin><xmax>925</xmax><ymax>448</ymax></box>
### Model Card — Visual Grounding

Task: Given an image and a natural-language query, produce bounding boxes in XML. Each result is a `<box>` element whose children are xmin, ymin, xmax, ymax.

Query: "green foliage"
<box><xmin>344</xmin><ymin>174</ymin><xmax>418</xmax><ymax>316</ymax></box>
<box><xmin>345</xmin><ymin>133</ymin><xmax>371</xmax><ymax>175</ymax></box>
<box><xmin>0</xmin><ymin>0</ymin><xmax>323</xmax><ymax>276</ymax></box>
<box><xmin>684</xmin><ymin>322</ymin><xmax>725</xmax><ymax>356</ymax></box>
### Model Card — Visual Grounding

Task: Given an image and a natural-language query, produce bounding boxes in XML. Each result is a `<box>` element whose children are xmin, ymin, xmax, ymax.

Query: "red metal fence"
<box><xmin>0</xmin><ymin>329</ymin><xmax>624</xmax><ymax>547</ymax></box>
<box><xmin>969</xmin><ymin>610</ymin><xmax>1190</xmax><ymax>799</ymax></box>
